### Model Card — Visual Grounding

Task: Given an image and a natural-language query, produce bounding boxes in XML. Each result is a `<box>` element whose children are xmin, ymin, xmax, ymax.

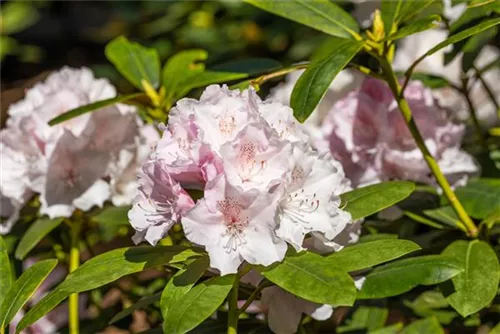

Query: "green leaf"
<box><xmin>441</xmin><ymin>240</ymin><xmax>500</xmax><ymax>317</ymax></box>
<box><xmin>105</xmin><ymin>36</ymin><xmax>161</xmax><ymax>90</ymax></box>
<box><xmin>409</xmin><ymin>73</ymin><xmax>452</xmax><ymax>89</ymax></box>
<box><xmin>357</xmin><ymin>255</ymin><xmax>463</xmax><ymax>299</ymax></box>
<box><xmin>259</xmin><ymin>251</ymin><xmax>356</xmax><ymax>306</ymax></box>
<box><xmin>162</xmin><ymin>274</ymin><xmax>235</xmax><ymax>334</ymax></box>
<box><xmin>48</xmin><ymin>93</ymin><xmax>143</xmax><ymax>126</ymax></box>
<box><xmin>381</xmin><ymin>0</ymin><xmax>435</xmax><ymax>34</ymax></box>
<box><xmin>92</xmin><ymin>206</ymin><xmax>131</xmax><ymax>241</ymax></box>
<box><xmin>404</xmin><ymin>291</ymin><xmax>458</xmax><ymax>325</ymax></box>
<box><xmin>0</xmin><ymin>2</ymin><xmax>39</xmax><ymax>35</ymax></box>
<box><xmin>404</xmin><ymin>211</ymin><xmax>447</xmax><ymax>230</ymax></box>
<box><xmin>176</xmin><ymin>71</ymin><xmax>248</xmax><ymax>99</ymax></box>
<box><xmin>423</xmin><ymin>206</ymin><xmax>462</xmax><ymax>229</ymax></box>
<box><xmin>244</xmin><ymin>0</ymin><xmax>359</xmax><ymax>39</ymax></box>
<box><xmin>341</xmin><ymin>181</ymin><xmax>415</xmax><ymax>220</ymax></box>
<box><xmin>480</xmin><ymin>208</ymin><xmax>500</xmax><ymax>230</ymax></box>
<box><xmin>401</xmin><ymin>317</ymin><xmax>444</xmax><ymax>334</ymax></box>
<box><xmin>326</xmin><ymin>239</ymin><xmax>421</xmax><ymax>272</ymax></box>
<box><xmin>0</xmin><ymin>237</ymin><xmax>13</xmax><ymax>307</ymax></box>
<box><xmin>15</xmin><ymin>217</ymin><xmax>64</xmax><ymax>260</ymax></box>
<box><xmin>454</xmin><ymin>178</ymin><xmax>500</xmax><ymax>219</ymax></box>
<box><xmin>161</xmin><ymin>256</ymin><xmax>209</xmax><ymax>318</ymax></box>
<box><xmin>461</xmin><ymin>26</ymin><xmax>497</xmax><ymax>71</ymax></box>
<box><xmin>291</xmin><ymin>37</ymin><xmax>363</xmax><ymax>122</ymax></box>
<box><xmin>370</xmin><ymin>323</ymin><xmax>404</xmax><ymax>334</ymax></box>
<box><xmin>16</xmin><ymin>246</ymin><xmax>199</xmax><ymax>333</ymax></box>
<box><xmin>337</xmin><ymin>306</ymin><xmax>388</xmax><ymax>332</ymax></box>
<box><xmin>109</xmin><ymin>293</ymin><xmax>160</xmax><ymax>324</ymax></box>
<box><xmin>386</xmin><ymin>15</ymin><xmax>441</xmax><ymax>41</ymax></box>
<box><xmin>0</xmin><ymin>259</ymin><xmax>57</xmax><ymax>329</ymax></box>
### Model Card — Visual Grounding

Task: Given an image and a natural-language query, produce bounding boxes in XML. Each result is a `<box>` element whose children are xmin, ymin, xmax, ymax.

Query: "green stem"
<box><xmin>227</xmin><ymin>279</ymin><xmax>239</xmax><ymax>334</ymax></box>
<box><xmin>461</xmin><ymin>77</ymin><xmax>488</xmax><ymax>149</ymax></box>
<box><xmin>69</xmin><ymin>223</ymin><xmax>81</xmax><ymax>334</ymax></box>
<box><xmin>379</xmin><ymin>57</ymin><xmax>478</xmax><ymax>238</ymax></box>
<box><xmin>251</xmin><ymin>63</ymin><xmax>309</xmax><ymax>87</ymax></box>
<box><xmin>237</xmin><ymin>281</ymin><xmax>270</xmax><ymax>316</ymax></box>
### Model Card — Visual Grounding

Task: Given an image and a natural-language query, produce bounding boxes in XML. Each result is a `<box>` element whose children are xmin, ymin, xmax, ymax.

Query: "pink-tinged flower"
<box><xmin>129</xmin><ymin>160</ymin><xmax>194</xmax><ymax>245</ymax></box>
<box><xmin>319</xmin><ymin>78</ymin><xmax>478</xmax><ymax>187</ymax></box>
<box><xmin>219</xmin><ymin>122</ymin><xmax>292</xmax><ymax>191</ymax></box>
<box><xmin>181</xmin><ymin>175</ymin><xmax>286</xmax><ymax>275</ymax></box>
<box><xmin>275</xmin><ymin>144</ymin><xmax>352</xmax><ymax>251</ymax></box>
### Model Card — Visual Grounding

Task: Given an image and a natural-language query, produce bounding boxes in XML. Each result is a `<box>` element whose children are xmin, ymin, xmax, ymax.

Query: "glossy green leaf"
<box><xmin>160</xmin><ymin>256</ymin><xmax>209</xmax><ymax>318</ymax></box>
<box><xmin>0</xmin><ymin>259</ymin><xmax>57</xmax><ymax>329</ymax></box>
<box><xmin>442</xmin><ymin>240</ymin><xmax>500</xmax><ymax>317</ymax></box>
<box><xmin>16</xmin><ymin>246</ymin><xmax>199</xmax><ymax>332</ymax></box>
<box><xmin>105</xmin><ymin>36</ymin><xmax>161</xmax><ymax>90</ymax></box>
<box><xmin>92</xmin><ymin>206</ymin><xmax>131</xmax><ymax>241</ymax></box>
<box><xmin>244</xmin><ymin>0</ymin><xmax>359</xmax><ymax>39</ymax></box>
<box><xmin>0</xmin><ymin>237</ymin><xmax>13</xmax><ymax>307</ymax></box>
<box><xmin>401</xmin><ymin>317</ymin><xmax>444</xmax><ymax>334</ymax></box>
<box><xmin>454</xmin><ymin>178</ymin><xmax>500</xmax><ymax>219</ymax></box>
<box><xmin>15</xmin><ymin>217</ymin><xmax>64</xmax><ymax>260</ymax></box>
<box><xmin>381</xmin><ymin>0</ymin><xmax>435</xmax><ymax>34</ymax></box>
<box><xmin>162</xmin><ymin>274</ymin><xmax>235</xmax><ymax>334</ymax></box>
<box><xmin>48</xmin><ymin>93</ymin><xmax>143</xmax><ymax>126</ymax></box>
<box><xmin>259</xmin><ymin>251</ymin><xmax>356</xmax><ymax>306</ymax></box>
<box><xmin>386</xmin><ymin>15</ymin><xmax>441</xmax><ymax>41</ymax></box>
<box><xmin>109</xmin><ymin>293</ymin><xmax>160</xmax><ymax>324</ymax></box>
<box><xmin>341</xmin><ymin>181</ymin><xmax>415</xmax><ymax>220</ymax></box>
<box><xmin>291</xmin><ymin>37</ymin><xmax>363</xmax><ymax>122</ymax></box>
<box><xmin>358</xmin><ymin>255</ymin><xmax>463</xmax><ymax>299</ymax></box>
<box><xmin>326</xmin><ymin>239</ymin><xmax>421</xmax><ymax>272</ymax></box>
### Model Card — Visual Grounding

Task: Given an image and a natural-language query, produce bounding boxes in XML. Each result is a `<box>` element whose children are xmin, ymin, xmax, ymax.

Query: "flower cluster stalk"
<box><xmin>227</xmin><ymin>279</ymin><xmax>239</xmax><ymax>334</ymax></box>
<box><xmin>69</xmin><ymin>223</ymin><xmax>81</xmax><ymax>334</ymax></box>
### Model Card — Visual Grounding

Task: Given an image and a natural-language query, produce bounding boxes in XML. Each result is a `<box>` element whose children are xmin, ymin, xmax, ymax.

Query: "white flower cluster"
<box><xmin>0</xmin><ymin>67</ymin><xmax>159</xmax><ymax>233</ymax></box>
<box><xmin>129</xmin><ymin>85</ymin><xmax>353</xmax><ymax>275</ymax></box>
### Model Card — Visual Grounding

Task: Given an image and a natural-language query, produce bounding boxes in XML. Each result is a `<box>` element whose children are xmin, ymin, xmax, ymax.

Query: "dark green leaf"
<box><xmin>409</xmin><ymin>73</ymin><xmax>452</xmax><ymax>89</ymax></box>
<box><xmin>387</xmin><ymin>15</ymin><xmax>441</xmax><ymax>41</ymax></box>
<box><xmin>461</xmin><ymin>26</ymin><xmax>498</xmax><ymax>71</ymax></box>
<box><xmin>15</xmin><ymin>217</ymin><xmax>64</xmax><ymax>260</ymax></box>
<box><xmin>358</xmin><ymin>255</ymin><xmax>463</xmax><ymax>299</ymax></box>
<box><xmin>105</xmin><ymin>36</ymin><xmax>161</xmax><ymax>90</ymax></box>
<box><xmin>259</xmin><ymin>251</ymin><xmax>356</xmax><ymax>306</ymax></box>
<box><xmin>0</xmin><ymin>237</ymin><xmax>13</xmax><ymax>307</ymax></box>
<box><xmin>337</xmin><ymin>306</ymin><xmax>388</xmax><ymax>332</ymax></box>
<box><xmin>291</xmin><ymin>37</ymin><xmax>363</xmax><ymax>122</ymax></box>
<box><xmin>92</xmin><ymin>206</ymin><xmax>131</xmax><ymax>241</ymax></box>
<box><xmin>401</xmin><ymin>317</ymin><xmax>444</xmax><ymax>334</ymax></box>
<box><xmin>341</xmin><ymin>181</ymin><xmax>415</xmax><ymax>220</ymax></box>
<box><xmin>454</xmin><ymin>178</ymin><xmax>500</xmax><ymax>219</ymax></box>
<box><xmin>162</xmin><ymin>274</ymin><xmax>235</xmax><ymax>334</ymax></box>
<box><xmin>244</xmin><ymin>0</ymin><xmax>359</xmax><ymax>39</ymax></box>
<box><xmin>48</xmin><ymin>93</ymin><xmax>143</xmax><ymax>126</ymax></box>
<box><xmin>211</xmin><ymin>58</ymin><xmax>282</xmax><ymax>76</ymax></box>
<box><xmin>0</xmin><ymin>259</ymin><xmax>57</xmax><ymax>329</ymax></box>
<box><xmin>161</xmin><ymin>256</ymin><xmax>209</xmax><ymax>318</ymax></box>
<box><xmin>442</xmin><ymin>240</ymin><xmax>500</xmax><ymax>317</ymax></box>
<box><xmin>16</xmin><ymin>246</ymin><xmax>199</xmax><ymax>333</ymax></box>
<box><xmin>381</xmin><ymin>0</ymin><xmax>435</xmax><ymax>34</ymax></box>
<box><xmin>326</xmin><ymin>239</ymin><xmax>421</xmax><ymax>272</ymax></box>
<box><xmin>404</xmin><ymin>291</ymin><xmax>458</xmax><ymax>325</ymax></box>
<box><xmin>450</xmin><ymin>1</ymin><xmax>500</xmax><ymax>33</ymax></box>
<box><xmin>109</xmin><ymin>293</ymin><xmax>160</xmax><ymax>324</ymax></box>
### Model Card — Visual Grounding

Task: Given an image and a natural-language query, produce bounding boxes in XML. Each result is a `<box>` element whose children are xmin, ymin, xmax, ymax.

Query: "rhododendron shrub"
<box><xmin>2</xmin><ymin>1</ymin><xmax>500</xmax><ymax>334</ymax></box>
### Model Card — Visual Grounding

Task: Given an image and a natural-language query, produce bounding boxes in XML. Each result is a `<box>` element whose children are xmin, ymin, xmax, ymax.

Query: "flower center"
<box><xmin>219</xmin><ymin>114</ymin><xmax>237</xmax><ymax>137</ymax></box>
<box><xmin>281</xmin><ymin>189</ymin><xmax>320</xmax><ymax>228</ymax></box>
<box><xmin>238</xmin><ymin>142</ymin><xmax>266</xmax><ymax>182</ymax></box>
<box><xmin>217</xmin><ymin>197</ymin><xmax>248</xmax><ymax>252</ymax></box>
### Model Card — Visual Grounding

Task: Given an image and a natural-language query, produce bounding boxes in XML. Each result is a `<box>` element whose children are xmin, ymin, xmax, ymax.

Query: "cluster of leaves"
<box><xmin>2</xmin><ymin>0</ymin><xmax>500</xmax><ymax>333</ymax></box>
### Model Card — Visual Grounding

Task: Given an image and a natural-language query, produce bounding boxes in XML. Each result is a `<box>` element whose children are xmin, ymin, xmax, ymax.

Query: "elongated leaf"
<box><xmin>162</xmin><ymin>274</ymin><xmax>235</xmax><ymax>334</ymax></box>
<box><xmin>326</xmin><ymin>239</ymin><xmax>421</xmax><ymax>272</ymax></box>
<box><xmin>109</xmin><ymin>293</ymin><xmax>160</xmax><ymax>324</ymax></box>
<box><xmin>161</xmin><ymin>256</ymin><xmax>209</xmax><ymax>319</ymax></box>
<box><xmin>244</xmin><ymin>0</ymin><xmax>359</xmax><ymax>39</ymax></box>
<box><xmin>454</xmin><ymin>178</ymin><xmax>500</xmax><ymax>219</ymax></box>
<box><xmin>16</xmin><ymin>246</ymin><xmax>199</xmax><ymax>332</ymax></box>
<box><xmin>387</xmin><ymin>15</ymin><xmax>441</xmax><ymax>41</ymax></box>
<box><xmin>259</xmin><ymin>251</ymin><xmax>356</xmax><ymax>306</ymax></box>
<box><xmin>381</xmin><ymin>0</ymin><xmax>435</xmax><ymax>34</ymax></box>
<box><xmin>176</xmin><ymin>71</ymin><xmax>248</xmax><ymax>99</ymax></box>
<box><xmin>105</xmin><ymin>36</ymin><xmax>161</xmax><ymax>90</ymax></box>
<box><xmin>15</xmin><ymin>217</ymin><xmax>64</xmax><ymax>260</ymax></box>
<box><xmin>357</xmin><ymin>255</ymin><xmax>463</xmax><ymax>299</ymax></box>
<box><xmin>442</xmin><ymin>240</ymin><xmax>500</xmax><ymax>317</ymax></box>
<box><xmin>291</xmin><ymin>37</ymin><xmax>363</xmax><ymax>122</ymax></box>
<box><xmin>404</xmin><ymin>211</ymin><xmax>447</xmax><ymax>230</ymax></box>
<box><xmin>423</xmin><ymin>206</ymin><xmax>462</xmax><ymax>229</ymax></box>
<box><xmin>341</xmin><ymin>181</ymin><xmax>415</xmax><ymax>220</ymax></box>
<box><xmin>0</xmin><ymin>259</ymin><xmax>57</xmax><ymax>329</ymax></box>
<box><xmin>48</xmin><ymin>93</ymin><xmax>143</xmax><ymax>126</ymax></box>
<box><xmin>401</xmin><ymin>317</ymin><xmax>444</xmax><ymax>334</ymax></box>
<box><xmin>0</xmin><ymin>237</ymin><xmax>13</xmax><ymax>307</ymax></box>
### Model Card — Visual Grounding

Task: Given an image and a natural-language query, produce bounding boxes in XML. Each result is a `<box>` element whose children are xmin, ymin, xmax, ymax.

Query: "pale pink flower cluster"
<box><xmin>316</xmin><ymin>78</ymin><xmax>478</xmax><ymax>187</ymax></box>
<box><xmin>129</xmin><ymin>85</ymin><xmax>353</xmax><ymax>275</ymax></box>
<box><xmin>0</xmin><ymin>67</ymin><xmax>159</xmax><ymax>233</ymax></box>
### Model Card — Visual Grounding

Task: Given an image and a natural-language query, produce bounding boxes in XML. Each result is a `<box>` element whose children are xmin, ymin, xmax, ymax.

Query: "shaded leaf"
<box><xmin>105</xmin><ymin>36</ymin><xmax>160</xmax><ymax>90</ymax></box>
<box><xmin>259</xmin><ymin>251</ymin><xmax>356</xmax><ymax>306</ymax></box>
<box><xmin>244</xmin><ymin>0</ymin><xmax>359</xmax><ymax>39</ymax></box>
<box><xmin>337</xmin><ymin>306</ymin><xmax>388</xmax><ymax>332</ymax></box>
<box><xmin>92</xmin><ymin>206</ymin><xmax>131</xmax><ymax>241</ymax></box>
<box><xmin>341</xmin><ymin>181</ymin><xmax>415</xmax><ymax>220</ymax></box>
<box><xmin>109</xmin><ymin>293</ymin><xmax>160</xmax><ymax>324</ymax></box>
<box><xmin>291</xmin><ymin>37</ymin><xmax>363</xmax><ymax>122</ymax></box>
<box><xmin>454</xmin><ymin>178</ymin><xmax>500</xmax><ymax>219</ymax></box>
<box><xmin>442</xmin><ymin>240</ymin><xmax>500</xmax><ymax>317</ymax></box>
<box><xmin>423</xmin><ymin>206</ymin><xmax>462</xmax><ymax>229</ymax></box>
<box><xmin>358</xmin><ymin>255</ymin><xmax>463</xmax><ymax>299</ymax></box>
<box><xmin>401</xmin><ymin>317</ymin><xmax>444</xmax><ymax>334</ymax></box>
<box><xmin>15</xmin><ymin>217</ymin><xmax>64</xmax><ymax>260</ymax></box>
